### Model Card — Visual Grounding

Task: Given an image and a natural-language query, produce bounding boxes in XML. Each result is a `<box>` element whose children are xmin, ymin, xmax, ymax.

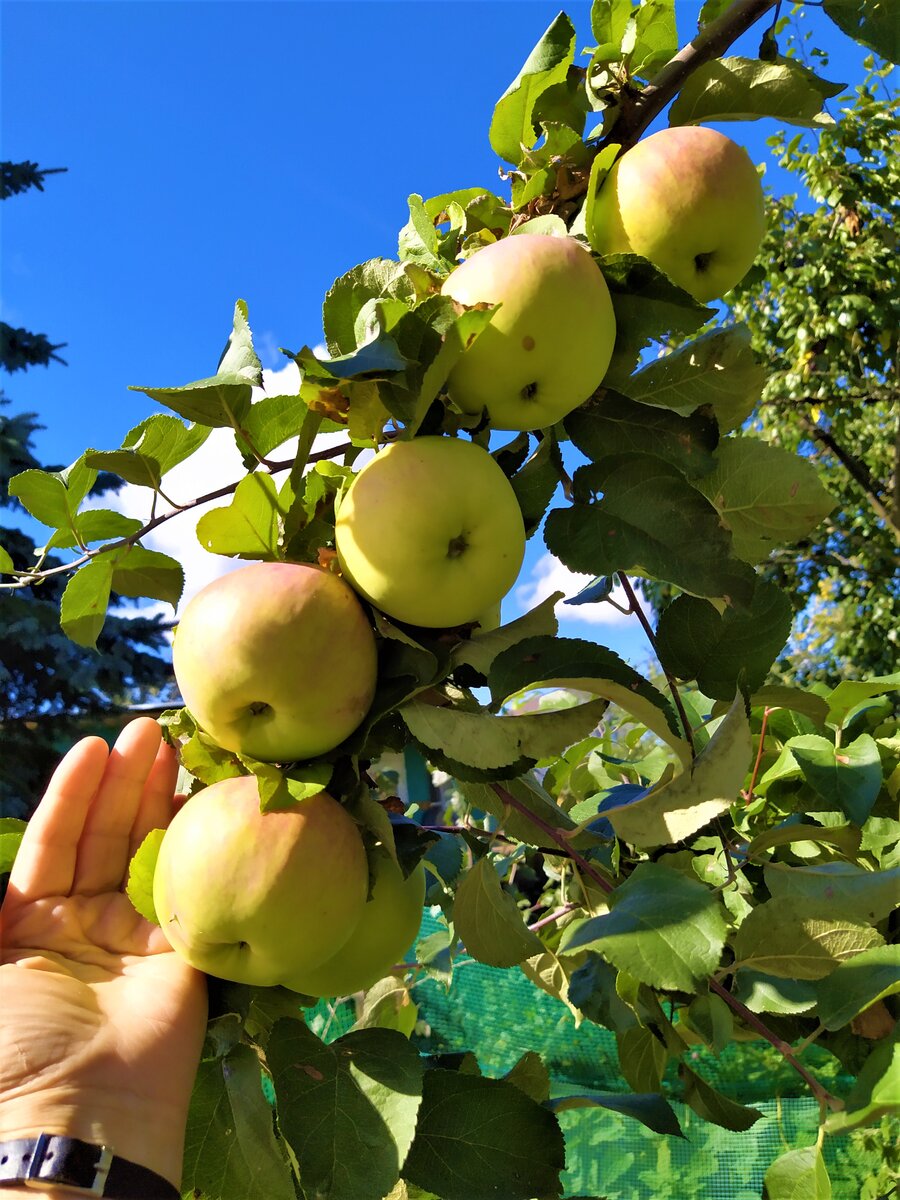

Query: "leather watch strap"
<box><xmin>0</xmin><ymin>1134</ymin><xmax>180</xmax><ymax>1197</ymax></box>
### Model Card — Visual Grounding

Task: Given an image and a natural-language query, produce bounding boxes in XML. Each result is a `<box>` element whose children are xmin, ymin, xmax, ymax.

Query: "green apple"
<box><xmin>173</xmin><ymin>561</ymin><xmax>378</xmax><ymax>762</ymax></box>
<box><xmin>153</xmin><ymin>774</ymin><xmax>369</xmax><ymax>986</ymax></box>
<box><xmin>588</xmin><ymin>126</ymin><xmax>765</xmax><ymax>303</ymax></box>
<box><xmin>284</xmin><ymin>851</ymin><xmax>426</xmax><ymax>996</ymax></box>
<box><xmin>335</xmin><ymin>436</ymin><xmax>526</xmax><ymax>628</ymax></box>
<box><xmin>441</xmin><ymin>233</ymin><xmax>616</xmax><ymax>431</ymax></box>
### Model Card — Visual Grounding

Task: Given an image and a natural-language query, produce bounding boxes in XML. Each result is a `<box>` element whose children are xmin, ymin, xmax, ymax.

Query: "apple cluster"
<box><xmin>152</xmin><ymin>124</ymin><xmax>765</xmax><ymax>998</ymax></box>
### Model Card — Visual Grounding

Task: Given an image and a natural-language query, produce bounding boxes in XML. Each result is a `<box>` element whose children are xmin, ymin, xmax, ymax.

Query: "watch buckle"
<box><xmin>24</xmin><ymin>1135</ymin><xmax>114</xmax><ymax>1195</ymax></box>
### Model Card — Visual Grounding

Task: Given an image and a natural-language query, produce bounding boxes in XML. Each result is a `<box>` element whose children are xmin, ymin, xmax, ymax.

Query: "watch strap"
<box><xmin>0</xmin><ymin>1135</ymin><xmax>180</xmax><ymax>1197</ymax></box>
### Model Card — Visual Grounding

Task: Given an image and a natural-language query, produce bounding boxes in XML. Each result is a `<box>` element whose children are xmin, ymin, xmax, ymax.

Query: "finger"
<box><xmin>72</xmin><ymin>717</ymin><xmax>164</xmax><ymax>895</ymax></box>
<box><xmin>4</xmin><ymin>736</ymin><xmax>110</xmax><ymax>904</ymax></box>
<box><xmin>128</xmin><ymin>738</ymin><xmax>180</xmax><ymax>863</ymax></box>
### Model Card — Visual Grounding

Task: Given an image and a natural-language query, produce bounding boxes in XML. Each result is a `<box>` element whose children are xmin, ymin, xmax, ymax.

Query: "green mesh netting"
<box><xmin>300</xmin><ymin>911</ymin><xmax>889</xmax><ymax>1198</ymax></box>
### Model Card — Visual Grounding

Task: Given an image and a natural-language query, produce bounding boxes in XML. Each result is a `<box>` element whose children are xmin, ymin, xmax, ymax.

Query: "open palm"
<box><xmin>0</xmin><ymin>718</ymin><xmax>208</xmax><ymax>1187</ymax></box>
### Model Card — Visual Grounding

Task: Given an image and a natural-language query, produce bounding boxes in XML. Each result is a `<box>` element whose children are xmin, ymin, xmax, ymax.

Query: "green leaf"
<box><xmin>560</xmin><ymin>863</ymin><xmax>727</xmax><ymax>991</ymax></box>
<box><xmin>565</xmin><ymin>392</ymin><xmax>719</xmax><ymax>479</ymax></box>
<box><xmin>622</xmin><ymin>325</ymin><xmax>766</xmax><ymax>432</ymax></box>
<box><xmin>731</xmin><ymin>900</ymin><xmax>883</xmax><ymax>980</ymax></box>
<box><xmin>679</xmin><ymin>1064</ymin><xmax>763</xmax><ymax>1131</ymax></box>
<box><xmin>130</xmin><ymin>374</ymin><xmax>253</xmax><ymax>430</ymax></box>
<box><xmin>268</xmin><ymin>1021</ymin><xmax>424</xmax><ymax>1200</ymax></box>
<box><xmin>40</xmin><ymin>509</ymin><xmax>143</xmax><ymax>553</ymax></box>
<box><xmin>733</xmin><ymin>970</ymin><xmax>818</xmax><ymax>1016</ymax></box>
<box><xmin>8</xmin><ymin>458</ymin><xmax>97</xmax><ymax>530</ymax></box>
<box><xmin>815</xmin><ymin>945</ymin><xmax>900</xmax><ymax>1030</ymax></box>
<box><xmin>0</xmin><ymin>817</ymin><xmax>27</xmax><ymax>874</ymax></box>
<box><xmin>0</xmin><ymin>545</ymin><xmax>13</xmax><ymax>573</ymax></box>
<box><xmin>488</xmin><ymin>634</ymin><xmax>690</xmax><ymax>769</ymax></box>
<box><xmin>548</xmin><ymin>1090</ymin><xmax>684</xmax><ymax>1137</ymax></box>
<box><xmin>599</xmin><ymin>256</ymin><xmax>713</xmax><ymax>388</ymax></box>
<box><xmin>459</xmin><ymin>776</ymin><xmax>582</xmax><ymax>849</ymax></box>
<box><xmin>655</xmin><ymin>580</ymin><xmax>793</xmax><ymax>699</ymax></box>
<box><xmin>509</xmin><ymin>434</ymin><xmax>563</xmax><ymax>536</ymax></box>
<box><xmin>217</xmin><ymin>299</ymin><xmax>262</xmax><ymax>385</ymax></box>
<box><xmin>125</xmin><ymin>828</ymin><xmax>165</xmax><ymax>925</ymax></box>
<box><xmin>238</xmin><ymin>392</ymin><xmax>308</xmax><ymax>460</ymax></box>
<box><xmin>453</xmin><ymin>857</ymin><xmax>544</xmax><ymax>967</ymax></box>
<box><xmin>825</xmin><ymin>671</ymin><xmax>900</xmax><ymax>728</ymax></box>
<box><xmin>399</xmin><ymin>193</ymin><xmax>448</xmax><ymax>273</ymax></box>
<box><xmin>764</xmin><ymin>861</ymin><xmax>900</xmax><ymax>925</ymax></box>
<box><xmin>822</xmin><ymin>0</ymin><xmax>900</xmax><ymax>62</ymax></box>
<box><xmin>616</xmin><ymin>1026</ymin><xmax>668</xmax><ymax>1093</ymax></box>
<box><xmin>668</xmin><ymin>56</ymin><xmax>845</xmax><ymax>127</ymax></box>
<box><xmin>196</xmin><ymin>472</ymin><xmax>285</xmax><ymax>559</ymax></box>
<box><xmin>590</xmin><ymin>0</ymin><xmax>633</xmax><ymax>48</ymax></box>
<box><xmin>762</xmin><ymin>1146</ymin><xmax>832</xmax><ymax>1199</ymax></box>
<box><xmin>628</xmin><ymin>0</ymin><xmax>677</xmax><ymax>79</ymax></box>
<box><xmin>748</xmin><ymin>686</ymin><xmax>829</xmax><ymax>726</ymax></box>
<box><xmin>502</xmin><ymin>1052</ymin><xmax>551</xmax><ymax>1104</ymax></box>
<box><xmin>323</xmin><ymin>258</ymin><xmax>419</xmax><ymax>357</ymax></box>
<box><xmin>451</xmin><ymin>593</ymin><xmax>559</xmax><ymax>677</ymax></box>
<box><xmin>403</xmin><ymin>1069</ymin><xmax>566</xmax><ymax>1200</ymax></box>
<box><xmin>824</xmin><ymin>1025</ymin><xmax>900</xmax><ymax>1135</ymax></box>
<box><xmin>60</xmin><ymin>559</ymin><xmax>114</xmax><ymax>647</ymax></box>
<box><xmin>352</xmin><ymin>976</ymin><xmax>419</xmax><ymax>1038</ymax></box>
<box><xmin>745</xmin><ymin>822</ymin><xmax>861</xmax><ymax>858</ymax></box>
<box><xmin>545</xmin><ymin>454</ymin><xmax>757</xmax><ymax>607</ymax></box>
<box><xmin>400</xmin><ymin>697</ymin><xmax>609</xmax><ymax>774</ymax></box>
<box><xmin>693</xmin><ymin>437</ymin><xmax>835</xmax><ymax>563</ymax></box>
<box><xmin>788</xmin><ymin>733</ymin><xmax>882</xmax><ymax>825</ymax></box>
<box><xmin>489</xmin><ymin>12</ymin><xmax>576</xmax><ymax>166</ymax></box>
<box><xmin>111</xmin><ymin>546</ymin><xmax>184</xmax><ymax>610</ymax></box>
<box><xmin>85</xmin><ymin>413</ymin><xmax>212</xmax><ymax>488</ymax></box>
<box><xmin>697</xmin><ymin>0</ymin><xmax>732</xmax><ymax>27</ymax></box>
<box><xmin>605</xmin><ymin>693</ymin><xmax>752</xmax><ymax>849</ymax></box>
<box><xmin>182</xmin><ymin>1043</ymin><xmax>296</xmax><ymax>1200</ymax></box>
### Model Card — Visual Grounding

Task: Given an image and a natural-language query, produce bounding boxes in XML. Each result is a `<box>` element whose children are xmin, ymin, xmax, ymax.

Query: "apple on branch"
<box><xmin>440</xmin><ymin>233</ymin><xmax>617</xmax><ymax>431</ymax></box>
<box><xmin>335</xmin><ymin>435</ymin><xmax>526</xmax><ymax>628</ymax></box>
<box><xmin>587</xmin><ymin>126</ymin><xmax>766</xmax><ymax>303</ymax></box>
<box><xmin>172</xmin><ymin>561</ymin><xmax>378</xmax><ymax>763</ymax></box>
<box><xmin>153</xmin><ymin>774</ymin><xmax>370</xmax><ymax>987</ymax></box>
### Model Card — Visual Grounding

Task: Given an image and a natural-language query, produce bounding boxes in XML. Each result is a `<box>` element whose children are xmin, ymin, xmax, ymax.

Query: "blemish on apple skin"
<box><xmin>521</xmin><ymin>335</ymin><xmax>536</xmax><ymax>351</ymax></box>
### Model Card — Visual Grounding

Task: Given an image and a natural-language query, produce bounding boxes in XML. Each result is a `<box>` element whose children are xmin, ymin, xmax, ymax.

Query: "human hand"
<box><xmin>0</xmin><ymin>718</ymin><xmax>208</xmax><ymax>1193</ymax></box>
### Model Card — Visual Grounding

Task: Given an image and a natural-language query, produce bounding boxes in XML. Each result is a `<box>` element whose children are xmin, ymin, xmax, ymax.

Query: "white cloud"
<box><xmin>514</xmin><ymin>552</ymin><xmax>631</xmax><ymax>625</ymax></box>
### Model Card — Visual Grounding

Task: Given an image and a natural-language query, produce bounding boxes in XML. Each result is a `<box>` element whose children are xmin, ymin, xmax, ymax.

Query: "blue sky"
<box><xmin>1</xmin><ymin>1</ymin><xmax>877</xmax><ymax>667</ymax></box>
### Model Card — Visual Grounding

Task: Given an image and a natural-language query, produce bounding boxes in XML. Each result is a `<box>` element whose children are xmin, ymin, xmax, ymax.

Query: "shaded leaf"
<box><xmin>668</xmin><ymin>56</ymin><xmax>845</xmax><ymax>127</ymax></box>
<box><xmin>454</xmin><ymin>857</ymin><xmax>544</xmax><ymax>967</ymax></box>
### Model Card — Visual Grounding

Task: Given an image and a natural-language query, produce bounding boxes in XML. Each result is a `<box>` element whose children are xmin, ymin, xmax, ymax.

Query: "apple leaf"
<box><xmin>488</xmin><ymin>634</ymin><xmax>690</xmax><ymax>768</ymax></box>
<box><xmin>459</xmin><ymin>775</ymin><xmax>584</xmax><ymax>848</ymax></box>
<box><xmin>453</xmin><ymin>857</ymin><xmax>544</xmax><ymax>967</ymax></box>
<box><xmin>323</xmin><ymin>258</ymin><xmax>421</xmax><ymax>358</ymax></box>
<box><xmin>823</xmin><ymin>0</ymin><xmax>900</xmax><ymax>61</ymax></box>
<box><xmin>764</xmin><ymin>861</ymin><xmax>900</xmax><ymax>926</ymax></box>
<box><xmin>621</xmin><ymin>325</ymin><xmax>766</xmax><ymax>433</ymax></box>
<box><xmin>668</xmin><ymin>56</ymin><xmax>845</xmax><ymax>128</ymax></box>
<box><xmin>216</xmin><ymin>298</ymin><xmax>263</xmax><ymax>385</ymax></box>
<box><xmin>693</xmin><ymin>437</ymin><xmax>835</xmax><ymax>564</ymax></box>
<box><xmin>733</xmin><ymin>970</ymin><xmax>818</xmax><ymax>1016</ymax></box>
<box><xmin>452</xmin><ymin>592</ymin><xmax>560</xmax><ymax>677</ymax></box>
<box><xmin>85</xmin><ymin>413</ymin><xmax>212</xmax><ymax>489</ymax></box>
<box><xmin>110</xmin><ymin>545</ymin><xmax>184</xmax><ymax>610</ymax></box>
<box><xmin>179</xmin><ymin>730</ymin><xmax>244</xmax><ymax>787</ymax></box>
<box><xmin>745</xmin><ymin>822</ymin><xmax>862</xmax><ymax>859</ymax></box>
<box><xmin>560</xmin><ymin>863</ymin><xmax>727</xmax><ymax>992</ymax></box>
<box><xmin>39</xmin><ymin>509</ymin><xmax>143</xmax><ymax>553</ymax></box>
<box><xmin>0</xmin><ymin>544</ymin><xmax>13</xmax><ymax>573</ymax></box>
<box><xmin>597</xmin><ymin>255</ymin><xmax>713</xmax><ymax>387</ymax></box>
<box><xmin>627</xmin><ymin>0</ymin><xmax>678</xmax><ymax>80</ymax></box>
<box><xmin>403</xmin><ymin>1069</ymin><xmax>566</xmax><ymax>1200</ymax></box>
<box><xmin>130</xmin><ymin>373</ymin><xmax>254</xmax><ymax>430</ymax></box>
<box><xmin>545</xmin><ymin>455</ymin><xmax>757</xmax><ymax>609</ymax></box>
<box><xmin>126</xmin><ymin>828</ymin><xmax>165</xmax><ymax>925</ymax></box>
<box><xmin>697</xmin><ymin>0</ymin><xmax>732</xmax><ymax>27</ymax></box>
<box><xmin>787</xmin><ymin>733</ymin><xmax>883</xmax><ymax>825</ymax></box>
<box><xmin>399</xmin><ymin>193</ymin><xmax>448</xmax><ymax>274</ymax></box>
<box><xmin>604</xmin><ymin>693</ymin><xmax>752</xmax><ymax>849</ymax></box>
<box><xmin>268</xmin><ymin>1021</ymin><xmax>424</xmax><ymax>1200</ymax></box>
<box><xmin>730</xmin><ymin>900</ymin><xmax>884</xmax><ymax>980</ymax></box>
<box><xmin>400</xmin><ymin>696</ymin><xmax>609</xmax><ymax>773</ymax></box>
<box><xmin>60</xmin><ymin>558</ymin><xmax>114</xmax><ymax>647</ymax></box>
<box><xmin>9</xmin><ymin>457</ymin><xmax>97</xmax><ymax>532</ymax></box>
<box><xmin>565</xmin><ymin>392</ymin><xmax>719</xmax><ymax>479</ymax></box>
<box><xmin>501</xmin><ymin>1052</ymin><xmax>551</xmax><ymax>1105</ymax></box>
<box><xmin>655</xmin><ymin>580</ymin><xmax>792</xmax><ymax>699</ymax></box>
<box><xmin>762</xmin><ymin>1146</ymin><xmax>832</xmax><ymax>1200</ymax></box>
<box><xmin>196</xmin><ymin>472</ymin><xmax>285</xmax><ymax>559</ymax></box>
<box><xmin>509</xmin><ymin>433</ymin><xmax>564</xmax><ymax>536</ymax></box>
<box><xmin>745</xmin><ymin>685</ymin><xmax>830</xmax><ymax>726</ymax></box>
<box><xmin>814</xmin><ymin>945</ymin><xmax>900</xmax><ymax>1030</ymax></box>
<box><xmin>0</xmin><ymin>817</ymin><xmax>26</xmax><ymax>875</ymax></box>
<box><xmin>616</xmin><ymin>1026</ymin><xmax>668</xmax><ymax>1093</ymax></box>
<box><xmin>590</xmin><ymin>0</ymin><xmax>633</xmax><ymax>47</ymax></box>
<box><xmin>679</xmin><ymin>1064</ymin><xmax>763</xmax><ymax>1131</ymax></box>
<box><xmin>352</xmin><ymin>976</ymin><xmax>419</xmax><ymax>1038</ymax></box>
<box><xmin>236</xmin><ymin>392</ymin><xmax>308</xmax><ymax>461</ymax></box>
<box><xmin>547</xmin><ymin>1090</ymin><xmax>684</xmax><ymax>1138</ymax></box>
<box><xmin>489</xmin><ymin>12</ymin><xmax>576</xmax><ymax>166</ymax></box>
<box><xmin>825</xmin><ymin>671</ymin><xmax>900</xmax><ymax>728</ymax></box>
<box><xmin>182</xmin><ymin>1043</ymin><xmax>296</xmax><ymax>1200</ymax></box>
<box><xmin>824</xmin><ymin>1025</ymin><xmax>900</xmax><ymax>1135</ymax></box>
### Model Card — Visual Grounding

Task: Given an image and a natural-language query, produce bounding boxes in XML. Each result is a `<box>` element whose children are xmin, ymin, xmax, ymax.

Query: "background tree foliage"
<box><xmin>728</xmin><ymin>64</ymin><xmax>899</xmax><ymax>685</ymax></box>
<box><xmin>0</xmin><ymin>163</ymin><xmax>173</xmax><ymax>818</ymax></box>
